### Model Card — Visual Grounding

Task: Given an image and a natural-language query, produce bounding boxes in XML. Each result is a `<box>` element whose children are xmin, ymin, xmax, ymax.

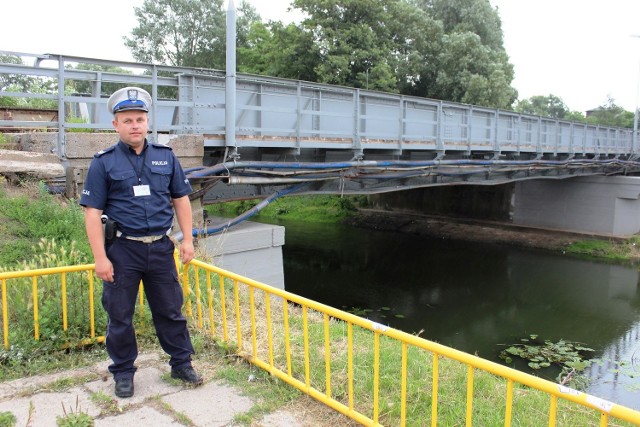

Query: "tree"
<box><xmin>291</xmin><ymin>0</ymin><xmax>404</xmax><ymax>92</ymax></box>
<box><xmin>124</xmin><ymin>0</ymin><xmax>260</xmax><ymax>69</ymax></box>
<box><xmin>585</xmin><ymin>97</ymin><xmax>634</xmax><ymax>128</ymax></box>
<box><xmin>515</xmin><ymin>95</ymin><xmax>570</xmax><ymax>119</ymax></box>
<box><xmin>238</xmin><ymin>21</ymin><xmax>320</xmax><ymax>82</ymax></box>
<box><xmin>287</xmin><ymin>0</ymin><xmax>516</xmax><ymax>108</ymax></box>
<box><xmin>0</xmin><ymin>55</ymin><xmax>57</xmax><ymax>109</ymax></box>
<box><xmin>409</xmin><ymin>0</ymin><xmax>517</xmax><ymax>108</ymax></box>
<box><xmin>514</xmin><ymin>95</ymin><xmax>637</xmax><ymax>128</ymax></box>
<box><xmin>429</xmin><ymin>31</ymin><xmax>516</xmax><ymax>107</ymax></box>
<box><xmin>124</xmin><ymin>0</ymin><xmax>517</xmax><ymax>109</ymax></box>
<box><xmin>416</xmin><ymin>0</ymin><xmax>504</xmax><ymax>50</ymax></box>
<box><xmin>68</xmin><ymin>64</ymin><xmax>135</xmax><ymax>97</ymax></box>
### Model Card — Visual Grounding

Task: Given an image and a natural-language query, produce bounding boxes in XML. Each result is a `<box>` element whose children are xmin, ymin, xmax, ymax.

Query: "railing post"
<box><xmin>225</xmin><ymin>0</ymin><xmax>237</xmax><ymax>152</ymax></box>
<box><xmin>296</xmin><ymin>81</ymin><xmax>302</xmax><ymax>154</ymax></box>
<box><xmin>398</xmin><ymin>96</ymin><xmax>405</xmax><ymax>154</ymax></box>
<box><xmin>437</xmin><ymin>101</ymin><xmax>445</xmax><ymax>157</ymax></box>
<box><xmin>151</xmin><ymin>65</ymin><xmax>159</xmax><ymax>143</ymax></box>
<box><xmin>57</xmin><ymin>55</ymin><xmax>66</xmax><ymax>159</ymax></box>
<box><xmin>353</xmin><ymin>89</ymin><xmax>362</xmax><ymax>158</ymax></box>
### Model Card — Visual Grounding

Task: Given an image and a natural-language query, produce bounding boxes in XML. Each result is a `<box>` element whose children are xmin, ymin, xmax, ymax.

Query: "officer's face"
<box><xmin>112</xmin><ymin>111</ymin><xmax>149</xmax><ymax>150</ymax></box>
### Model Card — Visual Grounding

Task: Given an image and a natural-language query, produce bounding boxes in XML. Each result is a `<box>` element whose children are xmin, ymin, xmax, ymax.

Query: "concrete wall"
<box><xmin>199</xmin><ymin>219</ymin><xmax>285</xmax><ymax>289</ymax></box>
<box><xmin>8</xmin><ymin>132</ymin><xmax>206</xmax><ymax>229</ymax></box>
<box><xmin>513</xmin><ymin>176</ymin><xmax>640</xmax><ymax>237</ymax></box>
<box><xmin>367</xmin><ymin>177</ymin><xmax>640</xmax><ymax>237</ymax></box>
<box><xmin>9</xmin><ymin>132</ymin><xmax>203</xmax><ymax>195</ymax></box>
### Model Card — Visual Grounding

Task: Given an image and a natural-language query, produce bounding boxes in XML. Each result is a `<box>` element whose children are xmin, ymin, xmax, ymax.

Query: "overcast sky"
<box><xmin>2</xmin><ymin>0</ymin><xmax>640</xmax><ymax>113</ymax></box>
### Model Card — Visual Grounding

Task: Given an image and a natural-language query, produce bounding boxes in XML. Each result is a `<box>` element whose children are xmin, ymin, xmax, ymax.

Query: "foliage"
<box><xmin>0</xmin><ymin>182</ymin><xmax>104</xmax><ymax>376</ymax></box>
<box><xmin>65</xmin><ymin>117</ymin><xmax>92</xmax><ymax>133</ymax></box>
<box><xmin>291</xmin><ymin>0</ymin><xmax>408</xmax><ymax>93</ymax></box>
<box><xmin>515</xmin><ymin>94</ymin><xmax>570</xmax><ymax>119</ymax></box>
<box><xmin>0</xmin><ymin>237</ymin><xmax>106</xmax><ymax>373</ymax></box>
<box><xmin>584</xmin><ymin>96</ymin><xmax>635</xmax><ymax>128</ymax></box>
<box><xmin>125</xmin><ymin>0</ymin><xmax>517</xmax><ymax>109</ymax></box>
<box><xmin>206</xmin><ymin>195</ymin><xmax>364</xmax><ymax>223</ymax></box>
<box><xmin>564</xmin><ymin>237</ymin><xmax>640</xmax><ymax>262</ymax></box>
<box><xmin>0</xmin><ymin>55</ymin><xmax>58</xmax><ymax>109</ymax></box>
<box><xmin>57</xmin><ymin>397</ymin><xmax>94</xmax><ymax>427</ymax></box>
<box><xmin>124</xmin><ymin>0</ymin><xmax>261</xmax><ymax>69</ymax></box>
<box><xmin>238</xmin><ymin>21</ymin><xmax>319</xmax><ymax>82</ymax></box>
<box><xmin>514</xmin><ymin>94</ymin><xmax>637</xmax><ymax>127</ymax></box>
<box><xmin>499</xmin><ymin>334</ymin><xmax>595</xmax><ymax>390</ymax></box>
<box><xmin>410</xmin><ymin>0</ymin><xmax>517</xmax><ymax>107</ymax></box>
<box><xmin>0</xmin><ymin>181</ymin><xmax>91</xmax><ymax>266</ymax></box>
<box><xmin>0</xmin><ymin>412</ymin><xmax>16</xmax><ymax>427</ymax></box>
<box><xmin>67</xmin><ymin>64</ymin><xmax>135</xmax><ymax>98</ymax></box>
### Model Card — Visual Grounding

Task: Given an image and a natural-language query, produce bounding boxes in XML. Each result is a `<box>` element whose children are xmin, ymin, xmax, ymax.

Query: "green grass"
<box><xmin>0</xmin><ymin>181</ymin><xmax>92</xmax><ymax>267</ymax></box>
<box><xmin>0</xmin><ymin>411</ymin><xmax>16</xmax><ymax>427</ymax></box>
<box><xmin>206</xmin><ymin>194</ymin><xmax>369</xmax><ymax>223</ymax></box>
<box><xmin>565</xmin><ymin>236</ymin><xmax>640</xmax><ymax>261</ymax></box>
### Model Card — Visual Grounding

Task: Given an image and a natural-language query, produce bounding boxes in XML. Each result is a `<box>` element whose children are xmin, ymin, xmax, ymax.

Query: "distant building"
<box><xmin>585</xmin><ymin>107</ymin><xmax>604</xmax><ymax>117</ymax></box>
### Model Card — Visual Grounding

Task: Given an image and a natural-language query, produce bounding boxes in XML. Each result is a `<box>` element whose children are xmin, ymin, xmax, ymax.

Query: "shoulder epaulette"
<box><xmin>94</xmin><ymin>145</ymin><xmax>116</xmax><ymax>158</ymax></box>
<box><xmin>150</xmin><ymin>143</ymin><xmax>173</xmax><ymax>150</ymax></box>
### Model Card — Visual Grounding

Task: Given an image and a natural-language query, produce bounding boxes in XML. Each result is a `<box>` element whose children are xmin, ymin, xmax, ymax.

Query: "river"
<box><xmin>259</xmin><ymin>218</ymin><xmax>640</xmax><ymax>410</ymax></box>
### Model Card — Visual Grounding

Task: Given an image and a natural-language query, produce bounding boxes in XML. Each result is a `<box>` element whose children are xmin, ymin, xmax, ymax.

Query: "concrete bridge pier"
<box><xmin>199</xmin><ymin>219</ymin><xmax>285</xmax><ymax>289</ymax></box>
<box><xmin>513</xmin><ymin>176</ymin><xmax>640</xmax><ymax>237</ymax></box>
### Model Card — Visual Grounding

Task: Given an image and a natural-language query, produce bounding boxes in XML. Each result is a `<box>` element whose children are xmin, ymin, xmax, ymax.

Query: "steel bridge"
<box><xmin>2</xmin><ymin>51</ymin><xmax>640</xmax><ymax>202</ymax></box>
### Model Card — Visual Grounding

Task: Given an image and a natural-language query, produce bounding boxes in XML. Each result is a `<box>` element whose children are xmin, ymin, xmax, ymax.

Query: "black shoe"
<box><xmin>171</xmin><ymin>366</ymin><xmax>203</xmax><ymax>386</ymax></box>
<box><xmin>115</xmin><ymin>377</ymin><xmax>134</xmax><ymax>398</ymax></box>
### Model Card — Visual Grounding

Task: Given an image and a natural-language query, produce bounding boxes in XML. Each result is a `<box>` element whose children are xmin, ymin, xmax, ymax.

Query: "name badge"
<box><xmin>133</xmin><ymin>185</ymin><xmax>151</xmax><ymax>197</ymax></box>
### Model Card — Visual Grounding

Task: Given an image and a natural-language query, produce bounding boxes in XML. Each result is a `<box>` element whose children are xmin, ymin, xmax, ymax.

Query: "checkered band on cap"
<box><xmin>107</xmin><ymin>87</ymin><xmax>152</xmax><ymax>114</ymax></box>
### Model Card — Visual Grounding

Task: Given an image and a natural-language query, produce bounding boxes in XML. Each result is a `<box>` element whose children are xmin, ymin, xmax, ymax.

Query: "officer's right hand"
<box><xmin>95</xmin><ymin>257</ymin><xmax>114</xmax><ymax>282</ymax></box>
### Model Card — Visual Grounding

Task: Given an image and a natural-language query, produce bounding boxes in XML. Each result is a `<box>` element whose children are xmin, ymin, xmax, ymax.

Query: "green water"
<box><xmin>274</xmin><ymin>219</ymin><xmax>640</xmax><ymax>410</ymax></box>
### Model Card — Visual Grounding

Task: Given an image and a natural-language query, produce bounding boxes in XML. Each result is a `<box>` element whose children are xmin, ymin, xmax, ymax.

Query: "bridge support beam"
<box><xmin>513</xmin><ymin>176</ymin><xmax>640</xmax><ymax>237</ymax></box>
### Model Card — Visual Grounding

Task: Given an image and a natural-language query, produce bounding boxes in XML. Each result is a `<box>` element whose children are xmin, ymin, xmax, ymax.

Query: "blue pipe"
<box><xmin>173</xmin><ymin>183</ymin><xmax>308</xmax><ymax>241</ymax></box>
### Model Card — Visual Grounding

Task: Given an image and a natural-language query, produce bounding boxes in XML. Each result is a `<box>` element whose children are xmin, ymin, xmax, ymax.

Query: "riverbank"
<box><xmin>342</xmin><ymin>208</ymin><xmax>640</xmax><ymax>262</ymax></box>
<box><xmin>208</xmin><ymin>194</ymin><xmax>640</xmax><ymax>262</ymax></box>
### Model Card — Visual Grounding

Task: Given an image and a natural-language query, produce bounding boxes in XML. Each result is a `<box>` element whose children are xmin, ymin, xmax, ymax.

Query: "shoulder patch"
<box><xmin>94</xmin><ymin>145</ymin><xmax>116</xmax><ymax>158</ymax></box>
<box><xmin>151</xmin><ymin>143</ymin><xmax>173</xmax><ymax>150</ymax></box>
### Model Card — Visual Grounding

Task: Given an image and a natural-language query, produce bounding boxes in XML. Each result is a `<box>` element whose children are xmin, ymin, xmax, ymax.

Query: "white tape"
<box><xmin>557</xmin><ymin>385</ymin><xmax>581</xmax><ymax>396</ymax></box>
<box><xmin>586</xmin><ymin>395</ymin><xmax>614</xmax><ymax>413</ymax></box>
<box><xmin>371</xmin><ymin>322</ymin><xmax>388</xmax><ymax>332</ymax></box>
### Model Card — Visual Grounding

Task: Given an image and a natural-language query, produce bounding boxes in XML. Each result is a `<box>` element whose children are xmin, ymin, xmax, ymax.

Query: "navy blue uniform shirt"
<box><xmin>79</xmin><ymin>140</ymin><xmax>192</xmax><ymax>237</ymax></box>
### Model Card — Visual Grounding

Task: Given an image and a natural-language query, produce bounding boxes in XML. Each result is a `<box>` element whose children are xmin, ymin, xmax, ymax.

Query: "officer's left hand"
<box><xmin>180</xmin><ymin>240</ymin><xmax>195</xmax><ymax>264</ymax></box>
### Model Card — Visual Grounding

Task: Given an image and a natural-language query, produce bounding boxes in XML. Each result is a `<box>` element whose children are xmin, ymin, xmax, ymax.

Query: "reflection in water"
<box><xmin>587</xmin><ymin>321</ymin><xmax>640</xmax><ymax>410</ymax></box>
<box><xmin>273</xmin><ymin>219</ymin><xmax>640</xmax><ymax>409</ymax></box>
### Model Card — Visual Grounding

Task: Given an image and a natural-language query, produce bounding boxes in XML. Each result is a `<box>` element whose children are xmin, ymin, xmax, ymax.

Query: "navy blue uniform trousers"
<box><xmin>103</xmin><ymin>236</ymin><xmax>194</xmax><ymax>380</ymax></box>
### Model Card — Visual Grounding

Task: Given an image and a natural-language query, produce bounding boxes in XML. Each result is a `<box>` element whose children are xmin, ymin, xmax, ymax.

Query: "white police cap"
<box><xmin>107</xmin><ymin>87</ymin><xmax>152</xmax><ymax>114</ymax></box>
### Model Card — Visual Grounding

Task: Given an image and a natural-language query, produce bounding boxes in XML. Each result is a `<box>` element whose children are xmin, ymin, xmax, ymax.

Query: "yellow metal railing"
<box><xmin>2</xmin><ymin>260</ymin><xmax>640</xmax><ymax>426</ymax></box>
<box><xmin>183</xmin><ymin>259</ymin><xmax>640</xmax><ymax>426</ymax></box>
<box><xmin>0</xmin><ymin>264</ymin><xmax>100</xmax><ymax>348</ymax></box>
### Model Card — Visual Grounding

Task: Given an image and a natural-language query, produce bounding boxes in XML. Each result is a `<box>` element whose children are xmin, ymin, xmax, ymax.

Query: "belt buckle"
<box><xmin>126</xmin><ymin>235</ymin><xmax>163</xmax><ymax>243</ymax></box>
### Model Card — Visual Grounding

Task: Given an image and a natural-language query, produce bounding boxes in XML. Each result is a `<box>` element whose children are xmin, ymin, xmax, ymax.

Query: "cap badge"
<box><xmin>127</xmin><ymin>89</ymin><xmax>139</xmax><ymax>102</ymax></box>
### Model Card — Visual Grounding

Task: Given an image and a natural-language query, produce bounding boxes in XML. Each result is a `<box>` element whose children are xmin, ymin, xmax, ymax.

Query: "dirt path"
<box><xmin>343</xmin><ymin>209</ymin><xmax>615</xmax><ymax>253</ymax></box>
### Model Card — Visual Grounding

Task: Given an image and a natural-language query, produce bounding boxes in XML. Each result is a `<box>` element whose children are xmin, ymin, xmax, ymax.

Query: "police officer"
<box><xmin>80</xmin><ymin>87</ymin><xmax>202</xmax><ymax>398</ymax></box>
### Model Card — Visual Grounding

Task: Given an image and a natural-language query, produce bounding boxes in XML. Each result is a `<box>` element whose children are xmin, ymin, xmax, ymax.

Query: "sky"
<box><xmin>2</xmin><ymin>0</ymin><xmax>640</xmax><ymax>113</ymax></box>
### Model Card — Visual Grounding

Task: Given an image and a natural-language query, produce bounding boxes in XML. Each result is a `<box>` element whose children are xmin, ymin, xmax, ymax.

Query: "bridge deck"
<box><xmin>1</xmin><ymin>51</ymin><xmax>640</xmax><ymax>198</ymax></box>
